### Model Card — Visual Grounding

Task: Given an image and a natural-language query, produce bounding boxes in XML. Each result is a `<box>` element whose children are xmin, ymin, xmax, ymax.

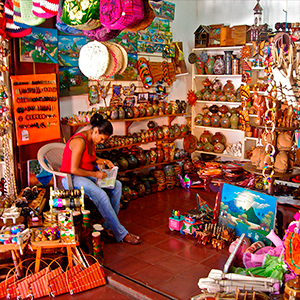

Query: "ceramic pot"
<box><xmin>132</xmin><ymin>106</ymin><xmax>140</xmax><ymax>118</ymax></box>
<box><xmin>145</xmin><ymin>151</ymin><xmax>151</xmax><ymax>165</ymax></box>
<box><xmin>220</xmin><ymin>115</ymin><xmax>231</xmax><ymax>128</ymax></box>
<box><xmin>180</xmin><ymin>124</ymin><xmax>188</xmax><ymax>136</ymax></box>
<box><xmin>158</xmin><ymin>102</ymin><xmax>165</xmax><ymax>115</ymax></box>
<box><xmin>162</xmin><ymin>125</ymin><xmax>170</xmax><ymax>138</ymax></box>
<box><xmin>156</xmin><ymin>127</ymin><xmax>164</xmax><ymax>139</ymax></box>
<box><xmin>202</xmin><ymin>115</ymin><xmax>211</xmax><ymax>126</ymax></box>
<box><xmin>173</xmin><ymin>124</ymin><xmax>181</xmax><ymax>137</ymax></box>
<box><xmin>149</xmin><ymin>148</ymin><xmax>157</xmax><ymax>164</ymax></box>
<box><xmin>117</xmin><ymin>156</ymin><xmax>128</xmax><ymax>171</ymax></box>
<box><xmin>146</xmin><ymin>104</ymin><xmax>154</xmax><ymax>116</ymax></box>
<box><xmin>213</xmin><ymin>79</ymin><xmax>222</xmax><ymax>91</ymax></box>
<box><xmin>180</xmin><ymin>100</ymin><xmax>187</xmax><ymax>113</ymax></box>
<box><xmin>136</xmin><ymin>183</ymin><xmax>146</xmax><ymax>197</ymax></box>
<box><xmin>169</xmin><ymin>142</ymin><xmax>175</xmax><ymax>161</ymax></box>
<box><xmin>153</xmin><ymin>103</ymin><xmax>159</xmax><ymax>115</ymax></box>
<box><xmin>156</xmin><ymin>145</ymin><xmax>164</xmax><ymax>163</ymax></box>
<box><xmin>125</xmin><ymin>106</ymin><xmax>134</xmax><ymax>118</ymax></box>
<box><xmin>203</xmin><ymin>142</ymin><xmax>214</xmax><ymax>152</ymax></box>
<box><xmin>200</xmin><ymin>130</ymin><xmax>213</xmax><ymax>144</ymax></box>
<box><xmin>118</xmin><ymin>106</ymin><xmax>125</xmax><ymax>119</ymax></box>
<box><xmin>110</xmin><ymin>106</ymin><xmax>119</xmax><ymax>120</ymax></box>
<box><xmin>214</xmin><ymin>142</ymin><xmax>225</xmax><ymax>153</ymax></box>
<box><xmin>126</xmin><ymin>154</ymin><xmax>138</xmax><ymax>169</ymax></box>
<box><xmin>230</xmin><ymin>112</ymin><xmax>239</xmax><ymax>129</ymax></box>
<box><xmin>213</xmin><ymin>55</ymin><xmax>225</xmax><ymax>75</ymax></box>
<box><xmin>162</xmin><ymin>142</ymin><xmax>170</xmax><ymax>162</ymax></box>
<box><xmin>223</xmin><ymin>80</ymin><xmax>235</xmax><ymax>94</ymax></box>
<box><xmin>172</xmin><ymin>102</ymin><xmax>179</xmax><ymax>114</ymax></box>
<box><xmin>194</xmin><ymin>113</ymin><xmax>203</xmax><ymax>125</ymax></box>
<box><xmin>165</xmin><ymin>103</ymin><xmax>172</xmax><ymax>114</ymax></box>
<box><xmin>212</xmin><ymin>132</ymin><xmax>226</xmax><ymax>145</ymax></box>
<box><xmin>135</xmin><ymin>149</ymin><xmax>147</xmax><ymax>166</ymax></box>
<box><xmin>168</xmin><ymin>125</ymin><xmax>175</xmax><ymax>138</ymax></box>
<box><xmin>138</xmin><ymin>105</ymin><xmax>145</xmax><ymax>117</ymax></box>
<box><xmin>210</xmin><ymin>114</ymin><xmax>220</xmax><ymax>127</ymax></box>
<box><xmin>142</xmin><ymin>178</ymin><xmax>151</xmax><ymax>195</ymax></box>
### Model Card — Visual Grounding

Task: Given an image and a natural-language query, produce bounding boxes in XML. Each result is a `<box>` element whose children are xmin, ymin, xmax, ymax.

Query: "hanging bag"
<box><xmin>61</xmin><ymin>0</ymin><xmax>101</xmax><ymax>30</ymax></box>
<box><xmin>99</xmin><ymin>0</ymin><xmax>145</xmax><ymax>31</ymax></box>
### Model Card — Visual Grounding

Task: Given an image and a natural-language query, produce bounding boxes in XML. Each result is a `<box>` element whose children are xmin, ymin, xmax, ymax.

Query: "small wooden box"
<box><xmin>232</xmin><ymin>25</ymin><xmax>250</xmax><ymax>45</ymax></box>
<box><xmin>208</xmin><ymin>24</ymin><xmax>224</xmax><ymax>47</ymax></box>
<box><xmin>220</xmin><ymin>27</ymin><xmax>234</xmax><ymax>46</ymax></box>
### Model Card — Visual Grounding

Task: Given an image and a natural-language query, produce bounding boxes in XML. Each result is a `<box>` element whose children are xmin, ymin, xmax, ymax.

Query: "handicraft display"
<box><xmin>10</xmin><ymin>73</ymin><xmax>61</xmax><ymax>146</ymax></box>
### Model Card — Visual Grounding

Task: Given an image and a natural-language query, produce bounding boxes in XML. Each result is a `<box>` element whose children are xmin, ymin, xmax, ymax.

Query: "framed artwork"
<box><xmin>27</xmin><ymin>159</ymin><xmax>54</xmax><ymax>187</ymax></box>
<box><xmin>59</xmin><ymin>66</ymin><xmax>89</xmax><ymax>97</ymax></box>
<box><xmin>218</xmin><ymin>183</ymin><xmax>277</xmax><ymax>246</ymax></box>
<box><xmin>20</xmin><ymin>27</ymin><xmax>58</xmax><ymax>64</ymax></box>
<box><xmin>113</xmin><ymin>31</ymin><xmax>137</xmax><ymax>53</ymax></box>
<box><xmin>114</xmin><ymin>53</ymin><xmax>138</xmax><ymax>81</ymax></box>
<box><xmin>110</xmin><ymin>85</ymin><xmax>123</xmax><ymax>106</ymax></box>
<box><xmin>138</xmin><ymin>93</ymin><xmax>149</xmax><ymax>103</ymax></box>
<box><xmin>58</xmin><ymin>35</ymin><xmax>90</xmax><ymax>67</ymax></box>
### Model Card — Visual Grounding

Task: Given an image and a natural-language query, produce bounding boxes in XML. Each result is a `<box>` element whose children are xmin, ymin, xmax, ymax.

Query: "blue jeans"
<box><xmin>62</xmin><ymin>176</ymin><xmax>128</xmax><ymax>242</ymax></box>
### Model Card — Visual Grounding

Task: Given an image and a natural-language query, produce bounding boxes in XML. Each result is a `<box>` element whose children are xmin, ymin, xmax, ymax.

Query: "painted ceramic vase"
<box><xmin>173</xmin><ymin>124</ymin><xmax>181</xmax><ymax>137</ymax></box>
<box><xmin>126</xmin><ymin>154</ymin><xmax>138</xmax><ymax>169</ymax></box>
<box><xmin>210</xmin><ymin>114</ymin><xmax>220</xmax><ymax>127</ymax></box>
<box><xmin>117</xmin><ymin>156</ymin><xmax>128</xmax><ymax>171</ymax></box>
<box><xmin>213</xmin><ymin>142</ymin><xmax>225</xmax><ymax>153</ymax></box>
<box><xmin>180</xmin><ymin>124</ymin><xmax>188</xmax><ymax>136</ymax></box>
<box><xmin>132</xmin><ymin>106</ymin><xmax>140</xmax><ymax>118</ymax></box>
<box><xmin>139</xmin><ymin>105</ymin><xmax>146</xmax><ymax>117</ymax></box>
<box><xmin>220</xmin><ymin>115</ymin><xmax>231</xmax><ymax>128</ymax></box>
<box><xmin>212</xmin><ymin>132</ymin><xmax>226</xmax><ymax>145</ymax></box>
<box><xmin>194</xmin><ymin>113</ymin><xmax>203</xmax><ymax>125</ymax></box>
<box><xmin>153</xmin><ymin>103</ymin><xmax>159</xmax><ymax>115</ymax></box>
<box><xmin>205</xmin><ymin>55</ymin><xmax>215</xmax><ymax>74</ymax></box>
<box><xmin>110</xmin><ymin>106</ymin><xmax>119</xmax><ymax>120</ymax></box>
<box><xmin>146</xmin><ymin>104</ymin><xmax>154</xmax><ymax>116</ymax></box>
<box><xmin>180</xmin><ymin>100</ymin><xmax>187</xmax><ymax>113</ymax></box>
<box><xmin>230</xmin><ymin>111</ymin><xmax>239</xmax><ymax>129</ymax></box>
<box><xmin>149</xmin><ymin>148</ymin><xmax>157</xmax><ymax>164</ymax></box>
<box><xmin>196</xmin><ymin>60</ymin><xmax>205</xmax><ymax>74</ymax></box>
<box><xmin>223</xmin><ymin>80</ymin><xmax>235</xmax><ymax>94</ymax></box>
<box><xmin>213</xmin><ymin>55</ymin><xmax>225</xmax><ymax>75</ymax></box>
<box><xmin>203</xmin><ymin>142</ymin><xmax>214</xmax><ymax>152</ymax></box>
<box><xmin>224</xmin><ymin>51</ymin><xmax>233</xmax><ymax>75</ymax></box>
<box><xmin>213</xmin><ymin>79</ymin><xmax>222</xmax><ymax>91</ymax></box>
<box><xmin>200</xmin><ymin>130</ymin><xmax>213</xmax><ymax>144</ymax></box>
<box><xmin>162</xmin><ymin>125</ymin><xmax>169</xmax><ymax>138</ymax></box>
<box><xmin>125</xmin><ymin>106</ymin><xmax>134</xmax><ymax>118</ymax></box>
<box><xmin>135</xmin><ymin>149</ymin><xmax>147</xmax><ymax>166</ymax></box>
<box><xmin>202</xmin><ymin>115</ymin><xmax>211</xmax><ymax>126</ymax></box>
<box><xmin>165</xmin><ymin>103</ymin><xmax>172</xmax><ymax>114</ymax></box>
<box><xmin>156</xmin><ymin>127</ymin><xmax>164</xmax><ymax>139</ymax></box>
<box><xmin>118</xmin><ymin>106</ymin><xmax>125</xmax><ymax>119</ymax></box>
<box><xmin>156</xmin><ymin>145</ymin><xmax>164</xmax><ymax>163</ymax></box>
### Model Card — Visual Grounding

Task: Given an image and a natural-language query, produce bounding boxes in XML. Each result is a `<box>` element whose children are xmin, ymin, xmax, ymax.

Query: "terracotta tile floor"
<box><xmin>101</xmin><ymin>187</ymin><xmax>223</xmax><ymax>300</ymax></box>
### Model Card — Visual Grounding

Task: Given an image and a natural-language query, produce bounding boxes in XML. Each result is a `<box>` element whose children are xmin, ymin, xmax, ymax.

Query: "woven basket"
<box><xmin>113</xmin><ymin>43</ymin><xmax>128</xmax><ymax>75</ymax></box>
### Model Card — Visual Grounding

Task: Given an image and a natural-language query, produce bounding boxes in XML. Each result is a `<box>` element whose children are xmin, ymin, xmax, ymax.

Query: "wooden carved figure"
<box><xmin>252</xmin><ymin>92</ymin><xmax>267</xmax><ymax>125</ymax></box>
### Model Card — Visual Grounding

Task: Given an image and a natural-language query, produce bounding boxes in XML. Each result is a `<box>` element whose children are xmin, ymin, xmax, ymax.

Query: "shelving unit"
<box><xmin>191</xmin><ymin>46</ymin><xmax>247</xmax><ymax>160</ymax></box>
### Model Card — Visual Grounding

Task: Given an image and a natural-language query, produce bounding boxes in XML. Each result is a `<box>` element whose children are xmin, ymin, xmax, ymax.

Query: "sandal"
<box><xmin>123</xmin><ymin>233</ymin><xmax>141</xmax><ymax>245</ymax></box>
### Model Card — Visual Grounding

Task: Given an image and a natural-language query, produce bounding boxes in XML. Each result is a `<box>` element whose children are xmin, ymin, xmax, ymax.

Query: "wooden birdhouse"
<box><xmin>208</xmin><ymin>24</ymin><xmax>224</xmax><ymax>47</ymax></box>
<box><xmin>248</xmin><ymin>25</ymin><xmax>259</xmax><ymax>42</ymax></box>
<box><xmin>194</xmin><ymin>25</ymin><xmax>209</xmax><ymax>48</ymax></box>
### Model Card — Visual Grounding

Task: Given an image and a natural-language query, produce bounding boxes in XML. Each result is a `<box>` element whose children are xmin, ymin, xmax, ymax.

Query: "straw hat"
<box><xmin>79</xmin><ymin>41</ymin><xmax>110</xmax><ymax>80</ymax></box>
<box><xmin>113</xmin><ymin>43</ymin><xmax>128</xmax><ymax>75</ymax></box>
<box><xmin>101</xmin><ymin>42</ymin><xmax>123</xmax><ymax>78</ymax></box>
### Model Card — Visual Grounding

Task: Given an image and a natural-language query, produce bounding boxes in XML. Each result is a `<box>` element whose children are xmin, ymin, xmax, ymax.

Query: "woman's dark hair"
<box><xmin>90</xmin><ymin>113</ymin><xmax>113</xmax><ymax>136</ymax></box>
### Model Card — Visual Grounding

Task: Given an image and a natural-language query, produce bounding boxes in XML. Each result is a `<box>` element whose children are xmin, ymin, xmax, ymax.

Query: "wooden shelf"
<box><xmin>96</xmin><ymin>136</ymin><xmax>185</xmax><ymax>152</ymax></box>
<box><xmin>192</xmin><ymin>46</ymin><xmax>242</xmax><ymax>52</ymax></box>
<box><xmin>194</xmin><ymin>150</ymin><xmax>242</xmax><ymax>159</ymax></box>
<box><xmin>194</xmin><ymin>74</ymin><xmax>242</xmax><ymax>78</ymax></box>
<box><xmin>118</xmin><ymin>158</ymin><xmax>186</xmax><ymax>174</ymax></box>
<box><xmin>196</xmin><ymin>100</ymin><xmax>242</xmax><ymax>106</ymax></box>
<box><xmin>250</xmin><ymin>123</ymin><xmax>297</xmax><ymax>132</ymax></box>
<box><xmin>61</xmin><ymin>113</ymin><xmax>189</xmax><ymax>135</ymax></box>
<box><xmin>193</xmin><ymin>125</ymin><xmax>243</xmax><ymax>132</ymax></box>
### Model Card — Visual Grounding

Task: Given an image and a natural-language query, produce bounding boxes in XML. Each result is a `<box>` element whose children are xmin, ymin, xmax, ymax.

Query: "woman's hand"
<box><xmin>105</xmin><ymin>159</ymin><xmax>115</xmax><ymax>170</ymax></box>
<box><xmin>95</xmin><ymin>170</ymin><xmax>107</xmax><ymax>179</ymax></box>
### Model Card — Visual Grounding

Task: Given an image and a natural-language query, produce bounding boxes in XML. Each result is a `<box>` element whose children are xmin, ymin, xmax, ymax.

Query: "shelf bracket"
<box><xmin>124</xmin><ymin>120</ymin><xmax>134</xmax><ymax>135</ymax></box>
<box><xmin>168</xmin><ymin>116</ymin><xmax>177</xmax><ymax>125</ymax></box>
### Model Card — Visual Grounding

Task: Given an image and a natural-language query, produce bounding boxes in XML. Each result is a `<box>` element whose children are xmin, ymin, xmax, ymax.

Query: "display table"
<box><xmin>30</xmin><ymin>241</ymin><xmax>79</xmax><ymax>273</ymax></box>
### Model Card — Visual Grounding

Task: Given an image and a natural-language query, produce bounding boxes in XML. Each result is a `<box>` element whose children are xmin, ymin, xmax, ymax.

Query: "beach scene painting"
<box><xmin>20</xmin><ymin>27</ymin><xmax>58</xmax><ymax>64</ymax></box>
<box><xmin>218</xmin><ymin>183</ymin><xmax>277</xmax><ymax>245</ymax></box>
<box><xmin>58</xmin><ymin>35</ymin><xmax>90</xmax><ymax>67</ymax></box>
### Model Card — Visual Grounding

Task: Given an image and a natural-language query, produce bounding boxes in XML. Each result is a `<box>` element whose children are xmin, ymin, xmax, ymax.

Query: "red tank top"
<box><xmin>60</xmin><ymin>133</ymin><xmax>96</xmax><ymax>173</ymax></box>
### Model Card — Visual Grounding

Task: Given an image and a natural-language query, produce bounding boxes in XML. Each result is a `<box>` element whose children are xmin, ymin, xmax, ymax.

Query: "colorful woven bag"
<box><xmin>83</xmin><ymin>25</ymin><xmax>120</xmax><ymax>42</ymax></box>
<box><xmin>99</xmin><ymin>0</ymin><xmax>145</xmax><ymax>31</ymax></box>
<box><xmin>61</xmin><ymin>0</ymin><xmax>101</xmax><ymax>30</ymax></box>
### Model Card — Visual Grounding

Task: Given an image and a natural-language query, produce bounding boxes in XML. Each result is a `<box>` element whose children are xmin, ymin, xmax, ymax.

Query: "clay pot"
<box><xmin>156</xmin><ymin>145</ymin><xmax>164</xmax><ymax>163</ymax></box>
<box><xmin>139</xmin><ymin>105</ymin><xmax>146</xmax><ymax>117</ymax></box>
<box><xmin>200</xmin><ymin>130</ymin><xmax>213</xmax><ymax>144</ymax></box>
<box><xmin>149</xmin><ymin>148</ymin><xmax>157</xmax><ymax>164</ymax></box>
<box><xmin>180</xmin><ymin>124</ymin><xmax>188</xmax><ymax>136</ymax></box>
<box><xmin>125</xmin><ymin>106</ymin><xmax>134</xmax><ymax>118</ymax></box>
<box><xmin>212</xmin><ymin>132</ymin><xmax>226</xmax><ymax>145</ymax></box>
<box><xmin>132</xmin><ymin>106</ymin><xmax>140</xmax><ymax>118</ymax></box>
<box><xmin>118</xmin><ymin>106</ymin><xmax>125</xmax><ymax>119</ymax></box>
<box><xmin>135</xmin><ymin>149</ymin><xmax>147</xmax><ymax>166</ymax></box>
<box><xmin>213</xmin><ymin>142</ymin><xmax>225</xmax><ymax>153</ymax></box>
<box><xmin>117</xmin><ymin>156</ymin><xmax>128</xmax><ymax>171</ymax></box>
<box><xmin>223</xmin><ymin>80</ymin><xmax>235</xmax><ymax>94</ymax></box>
<box><xmin>126</xmin><ymin>154</ymin><xmax>138</xmax><ymax>170</ymax></box>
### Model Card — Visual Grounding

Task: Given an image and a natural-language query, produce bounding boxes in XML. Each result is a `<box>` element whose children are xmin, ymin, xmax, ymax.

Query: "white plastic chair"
<box><xmin>37</xmin><ymin>142</ymin><xmax>73</xmax><ymax>190</ymax></box>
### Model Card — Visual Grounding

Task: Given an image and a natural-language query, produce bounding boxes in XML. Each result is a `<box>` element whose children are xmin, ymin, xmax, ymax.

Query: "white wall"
<box><xmin>60</xmin><ymin>0</ymin><xmax>300</xmax><ymax>138</ymax></box>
